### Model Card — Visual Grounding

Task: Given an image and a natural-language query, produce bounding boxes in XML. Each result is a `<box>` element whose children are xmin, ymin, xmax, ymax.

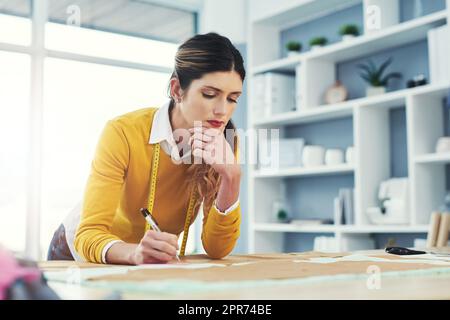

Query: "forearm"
<box><xmin>215</xmin><ymin>166</ymin><xmax>241</xmax><ymax>212</ymax></box>
<box><xmin>201</xmin><ymin>204</ymin><xmax>241</xmax><ymax>259</ymax></box>
<box><xmin>105</xmin><ymin>242</ymin><xmax>138</xmax><ymax>265</ymax></box>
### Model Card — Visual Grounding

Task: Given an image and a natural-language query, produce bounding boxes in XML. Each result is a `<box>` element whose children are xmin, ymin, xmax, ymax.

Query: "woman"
<box><xmin>47</xmin><ymin>32</ymin><xmax>245</xmax><ymax>265</ymax></box>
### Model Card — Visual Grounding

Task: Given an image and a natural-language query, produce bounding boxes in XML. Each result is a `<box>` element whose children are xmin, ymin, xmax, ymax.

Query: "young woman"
<box><xmin>47</xmin><ymin>32</ymin><xmax>245</xmax><ymax>265</ymax></box>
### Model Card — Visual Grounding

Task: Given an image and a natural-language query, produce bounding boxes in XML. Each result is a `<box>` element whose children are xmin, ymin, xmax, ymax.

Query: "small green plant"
<box><xmin>277</xmin><ymin>209</ymin><xmax>289</xmax><ymax>222</ymax></box>
<box><xmin>309</xmin><ymin>36</ymin><xmax>328</xmax><ymax>47</ymax></box>
<box><xmin>339</xmin><ymin>24</ymin><xmax>360</xmax><ymax>36</ymax></box>
<box><xmin>286</xmin><ymin>41</ymin><xmax>302</xmax><ymax>52</ymax></box>
<box><xmin>357</xmin><ymin>57</ymin><xmax>402</xmax><ymax>87</ymax></box>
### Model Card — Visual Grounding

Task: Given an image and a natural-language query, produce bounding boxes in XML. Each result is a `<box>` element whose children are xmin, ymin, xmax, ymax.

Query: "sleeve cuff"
<box><xmin>101</xmin><ymin>240</ymin><xmax>123</xmax><ymax>264</ymax></box>
<box><xmin>213</xmin><ymin>199</ymin><xmax>240</xmax><ymax>216</ymax></box>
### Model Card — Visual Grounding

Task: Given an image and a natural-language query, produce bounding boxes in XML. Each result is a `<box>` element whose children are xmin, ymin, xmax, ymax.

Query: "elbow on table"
<box><xmin>204</xmin><ymin>247</ymin><xmax>232</xmax><ymax>260</ymax></box>
<box><xmin>202</xmin><ymin>232</ymin><xmax>240</xmax><ymax>260</ymax></box>
<box><xmin>73</xmin><ymin>226</ymin><xmax>99</xmax><ymax>263</ymax></box>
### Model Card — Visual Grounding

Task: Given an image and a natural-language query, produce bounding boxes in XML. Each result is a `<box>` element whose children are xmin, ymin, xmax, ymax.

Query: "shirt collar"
<box><xmin>149</xmin><ymin>100</ymin><xmax>175</xmax><ymax>146</ymax></box>
<box><xmin>148</xmin><ymin>100</ymin><xmax>192</xmax><ymax>162</ymax></box>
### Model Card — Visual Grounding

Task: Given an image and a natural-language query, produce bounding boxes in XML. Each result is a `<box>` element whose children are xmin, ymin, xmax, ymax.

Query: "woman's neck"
<box><xmin>169</xmin><ymin>101</ymin><xmax>190</xmax><ymax>132</ymax></box>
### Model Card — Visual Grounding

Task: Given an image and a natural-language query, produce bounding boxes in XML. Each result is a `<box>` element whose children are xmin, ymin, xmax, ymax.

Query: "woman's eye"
<box><xmin>228</xmin><ymin>98</ymin><xmax>238</xmax><ymax>103</ymax></box>
<box><xmin>202</xmin><ymin>93</ymin><xmax>215</xmax><ymax>99</ymax></box>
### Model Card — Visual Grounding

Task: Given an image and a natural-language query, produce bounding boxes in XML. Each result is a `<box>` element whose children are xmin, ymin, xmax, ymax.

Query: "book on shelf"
<box><xmin>335</xmin><ymin>188</ymin><xmax>354</xmax><ymax>225</ymax></box>
<box><xmin>428</xmin><ymin>25</ymin><xmax>450</xmax><ymax>85</ymax></box>
<box><xmin>258</xmin><ymin>138</ymin><xmax>305</xmax><ymax>170</ymax></box>
<box><xmin>252</xmin><ymin>72</ymin><xmax>296</xmax><ymax>119</ymax></box>
<box><xmin>313</xmin><ymin>236</ymin><xmax>338</xmax><ymax>252</ymax></box>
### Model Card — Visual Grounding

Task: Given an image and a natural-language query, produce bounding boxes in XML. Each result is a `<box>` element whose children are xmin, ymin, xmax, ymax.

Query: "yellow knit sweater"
<box><xmin>74</xmin><ymin>107</ymin><xmax>241</xmax><ymax>263</ymax></box>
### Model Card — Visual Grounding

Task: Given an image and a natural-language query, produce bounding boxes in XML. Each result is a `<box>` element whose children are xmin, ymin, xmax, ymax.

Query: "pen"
<box><xmin>140</xmin><ymin>208</ymin><xmax>180</xmax><ymax>261</ymax></box>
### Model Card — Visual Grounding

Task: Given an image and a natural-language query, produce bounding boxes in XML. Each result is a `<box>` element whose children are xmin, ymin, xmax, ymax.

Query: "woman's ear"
<box><xmin>170</xmin><ymin>78</ymin><xmax>183</xmax><ymax>103</ymax></box>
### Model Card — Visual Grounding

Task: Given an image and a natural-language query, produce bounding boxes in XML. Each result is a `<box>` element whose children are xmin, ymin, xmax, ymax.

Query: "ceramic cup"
<box><xmin>325</xmin><ymin>149</ymin><xmax>344</xmax><ymax>166</ymax></box>
<box><xmin>302</xmin><ymin>145</ymin><xmax>325</xmax><ymax>167</ymax></box>
<box><xmin>436</xmin><ymin>137</ymin><xmax>450</xmax><ymax>153</ymax></box>
<box><xmin>345</xmin><ymin>146</ymin><xmax>355</xmax><ymax>164</ymax></box>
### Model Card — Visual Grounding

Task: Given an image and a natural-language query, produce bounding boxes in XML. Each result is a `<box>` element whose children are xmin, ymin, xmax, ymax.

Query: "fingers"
<box><xmin>145</xmin><ymin>230</ymin><xmax>179</xmax><ymax>249</ymax></box>
<box><xmin>191</xmin><ymin>138</ymin><xmax>209</xmax><ymax>151</ymax></box>
<box><xmin>139</xmin><ymin>230</ymin><xmax>179</xmax><ymax>263</ymax></box>
<box><xmin>188</xmin><ymin>126</ymin><xmax>221</xmax><ymax>137</ymax></box>
<box><xmin>188</xmin><ymin>132</ymin><xmax>214</xmax><ymax>147</ymax></box>
<box><xmin>142</xmin><ymin>248</ymin><xmax>173</xmax><ymax>263</ymax></box>
<box><xmin>151</xmin><ymin>239</ymin><xmax>178</xmax><ymax>256</ymax></box>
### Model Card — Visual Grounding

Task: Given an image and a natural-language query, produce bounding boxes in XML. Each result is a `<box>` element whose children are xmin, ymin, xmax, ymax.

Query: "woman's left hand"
<box><xmin>188</xmin><ymin>127</ymin><xmax>240</xmax><ymax>180</ymax></box>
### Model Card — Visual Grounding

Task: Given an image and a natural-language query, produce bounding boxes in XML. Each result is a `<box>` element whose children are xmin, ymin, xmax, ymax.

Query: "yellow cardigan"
<box><xmin>74</xmin><ymin>107</ymin><xmax>241</xmax><ymax>263</ymax></box>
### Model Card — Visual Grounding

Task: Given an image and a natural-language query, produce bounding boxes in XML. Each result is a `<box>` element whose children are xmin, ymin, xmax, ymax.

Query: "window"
<box><xmin>47</xmin><ymin>0</ymin><xmax>196</xmax><ymax>44</ymax></box>
<box><xmin>0</xmin><ymin>0</ymin><xmax>31</xmax><ymax>45</ymax></box>
<box><xmin>45</xmin><ymin>23</ymin><xmax>178</xmax><ymax>68</ymax></box>
<box><xmin>0</xmin><ymin>51</ymin><xmax>30</xmax><ymax>253</ymax></box>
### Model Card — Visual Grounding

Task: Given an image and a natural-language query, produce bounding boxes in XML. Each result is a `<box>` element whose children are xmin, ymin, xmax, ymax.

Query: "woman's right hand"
<box><xmin>130</xmin><ymin>230</ymin><xmax>179</xmax><ymax>265</ymax></box>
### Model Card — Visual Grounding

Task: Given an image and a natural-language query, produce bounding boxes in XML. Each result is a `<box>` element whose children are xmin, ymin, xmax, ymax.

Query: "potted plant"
<box><xmin>286</xmin><ymin>41</ymin><xmax>302</xmax><ymax>57</ymax></box>
<box><xmin>339</xmin><ymin>24</ymin><xmax>359</xmax><ymax>41</ymax></box>
<box><xmin>309</xmin><ymin>37</ymin><xmax>328</xmax><ymax>50</ymax></box>
<box><xmin>357</xmin><ymin>57</ymin><xmax>402</xmax><ymax>97</ymax></box>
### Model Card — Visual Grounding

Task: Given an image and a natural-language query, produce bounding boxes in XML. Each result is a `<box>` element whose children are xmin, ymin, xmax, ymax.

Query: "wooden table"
<box><xmin>39</xmin><ymin>250</ymin><xmax>450</xmax><ymax>300</ymax></box>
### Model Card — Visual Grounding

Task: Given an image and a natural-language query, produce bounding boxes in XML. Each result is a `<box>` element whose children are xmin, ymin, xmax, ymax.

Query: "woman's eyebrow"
<box><xmin>203</xmin><ymin>85</ymin><xmax>241</xmax><ymax>95</ymax></box>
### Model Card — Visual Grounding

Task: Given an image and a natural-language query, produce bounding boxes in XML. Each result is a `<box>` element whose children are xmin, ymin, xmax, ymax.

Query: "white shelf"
<box><xmin>253</xmin><ymin>164</ymin><xmax>354</xmax><ymax>178</ymax></box>
<box><xmin>251</xmin><ymin>54</ymin><xmax>302</xmax><ymax>75</ymax></box>
<box><xmin>253</xmin><ymin>83</ymin><xmax>450</xmax><ymax>127</ymax></box>
<box><xmin>304</xmin><ymin>10</ymin><xmax>447</xmax><ymax>62</ymax></box>
<box><xmin>253</xmin><ymin>101</ymin><xmax>354</xmax><ymax>126</ymax></box>
<box><xmin>254</xmin><ymin>223</ymin><xmax>429</xmax><ymax>234</ymax></box>
<box><xmin>252</xmin><ymin>0</ymin><xmax>361</xmax><ymax>27</ymax></box>
<box><xmin>251</xmin><ymin>10</ymin><xmax>447</xmax><ymax>74</ymax></box>
<box><xmin>338</xmin><ymin>225</ymin><xmax>429</xmax><ymax>234</ymax></box>
<box><xmin>354</xmin><ymin>83</ymin><xmax>450</xmax><ymax>109</ymax></box>
<box><xmin>253</xmin><ymin>223</ymin><xmax>335</xmax><ymax>233</ymax></box>
<box><xmin>415</xmin><ymin>153</ymin><xmax>450</xmax><ymax>164</ymax></box>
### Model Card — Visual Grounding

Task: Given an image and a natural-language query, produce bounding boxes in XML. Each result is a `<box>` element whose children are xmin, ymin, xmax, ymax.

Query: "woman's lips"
<box><xmin>207</xmin><ymin>120</ymin><xmax>224</xmax><ymax>128</ymax></box>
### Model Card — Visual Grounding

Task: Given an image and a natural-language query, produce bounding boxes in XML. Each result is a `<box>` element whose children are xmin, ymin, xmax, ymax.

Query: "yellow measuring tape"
<box><xmin>145</xmin><ymin>143</ymin><xmax>197</xmax><ymax>257</ymax></box>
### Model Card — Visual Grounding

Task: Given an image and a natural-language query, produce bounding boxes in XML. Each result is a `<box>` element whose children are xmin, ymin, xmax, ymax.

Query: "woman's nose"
<box><xmin>213</xmin><ymin>101</ymin><xmax>226</xmax><ymax>115</ymax></box>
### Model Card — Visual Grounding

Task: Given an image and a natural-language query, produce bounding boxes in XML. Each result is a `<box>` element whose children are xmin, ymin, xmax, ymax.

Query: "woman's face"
<box><xmin>175</xmin><ymin>71</ymin><xmax>243</xmax><ymax>131</ymax></box>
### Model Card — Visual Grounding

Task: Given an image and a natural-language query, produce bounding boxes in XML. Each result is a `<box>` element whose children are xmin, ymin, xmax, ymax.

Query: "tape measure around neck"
<box><xmin>145</xmin><ymin>143</ymin><xmax>196</xmax><ymax>257</ymax></box>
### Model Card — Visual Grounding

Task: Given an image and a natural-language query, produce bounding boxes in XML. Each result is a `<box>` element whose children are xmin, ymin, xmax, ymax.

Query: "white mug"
<box><xmin>302</xmin><ymin>145</ymin><xmax>325</xmax><ymax>167</ymax></box>
<box><xmin>436</xmin><ymin>137</ymin><xmax>450</xmax><ymax>154</ymax></box>
<box><xmin>345</xmin><ymin>146</ymin><xmax>355</xmax><ymax>164</ymax></box>
<box><xmin>325</xmin><ymin>149</ymin><xmax>344</xmax><ymax>166</ymax></box>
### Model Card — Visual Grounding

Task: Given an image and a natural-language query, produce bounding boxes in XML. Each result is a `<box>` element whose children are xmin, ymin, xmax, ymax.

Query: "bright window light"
<box><xmin>0</xmin><ymin>13</ymin><xmax>31</xmax><ymax>45</ymax></box>
<box><xmin>40</xmin><ymin>57</ymin><xmax>171</xmax><ymax>257</ymax></box>
<box><xmin>45</xmin><ymin>22</ymin><xmax>178</xmax><ymax>68</ymax></box>
<box><xmin>0</xmin><ymin>51</ymin><xmax>30</xmax><ymax>253</ymax></box>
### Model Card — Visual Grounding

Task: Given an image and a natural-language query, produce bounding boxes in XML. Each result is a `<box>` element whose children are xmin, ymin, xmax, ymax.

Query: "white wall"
<box><xmin>200</xmin><ymin>0</ymin><xmax>247</xmax><ymax>44</ymax></box>
<box><xmin>248</xmin><ymin>0</ymin><xmax>313</xmax><ymax>22</ymax></box>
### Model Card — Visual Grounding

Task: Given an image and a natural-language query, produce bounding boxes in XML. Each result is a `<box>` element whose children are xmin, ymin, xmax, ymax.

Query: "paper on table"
<box><xmin>44</xmin><ymin>263</ymin><xmax>227</xmax><ymax>284</ymax></box>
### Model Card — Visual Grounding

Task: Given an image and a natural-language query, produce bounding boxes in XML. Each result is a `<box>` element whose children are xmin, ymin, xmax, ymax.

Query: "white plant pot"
<box><xmin>436</xmin><ymin>137</ymin><xmax>450</xmax><ymax>153</ymax></box>
<box><xmin>302</xmin><ymin>145</ymin><xmax>325</xmax><ymax>167</ymax></box>
<box><xmin>342</xmin><ymin>34</ymin><xmax>356</xmax><ymax>41</ymax></box>
<box><xmin>287</xmin><ymin>51</ymin><xmax>300</xmax><ymax>57</ymax></box>
<box><xmin>310</xmin><ymin>45</ymin><xmax>324</xmax><ymax>51</ymax></box>
<box><xmin>345</xmin><ymin>146</ymin><xmax>355</xmax><ymax>164</ymax></box>
<box><xmin>366</xmin><ymin>86</ymin><xmax>386</xmax><ymax>97</ymax></box>
<box><xmin>325</xmin><ymin>149</ymin><xmax>344</xmax><ymax>166</ymax></box>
